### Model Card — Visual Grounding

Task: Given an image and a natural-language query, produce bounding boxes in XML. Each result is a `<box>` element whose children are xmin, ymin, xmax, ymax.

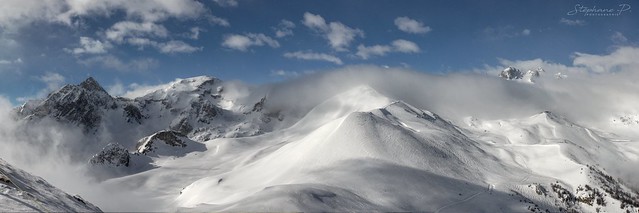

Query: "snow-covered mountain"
<box><xmin>499</xmin><ymin>66</ymin><xmax>544</xmax><ymax>83</ymax></box>
<box><xmin>0</xmin><ymin>158</ymin><xmax>102</xmax><ymax>212</ymax></box>
<box><xmin>16</xmin><ymin>76</ymin><xmax>287</xmax><ymax>151</ymax></box>
<box><xmin>6</xmin><ymin>76</ymin><xmax>639</xmax><ymax>212</ymax></box>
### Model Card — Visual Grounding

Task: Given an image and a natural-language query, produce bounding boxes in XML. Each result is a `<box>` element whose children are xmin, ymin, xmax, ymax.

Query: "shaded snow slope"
<box><xmin>0</xmin><ymin>158</ymin><xmax>102</xmax><ymax>212</ymax></box>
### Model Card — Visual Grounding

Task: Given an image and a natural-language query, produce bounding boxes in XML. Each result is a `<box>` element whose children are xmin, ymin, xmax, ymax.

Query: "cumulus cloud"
<box><xmin>302</xmin><ymin>12</ymin><xmax>364</xmax><ymax>51</ymax></box>
<box><xmin>65</xmin><ymin>37</ymin><xmax>112</xmax><ymax>55</ymax></box>
<box><xmin>356</xmin><ymin>39</ymin><xmax>420</xmax><ymax>59</ymax></box>
<box><xmin>356</xmin><ymin>45</ymin><xmax>392</xmax><ymax>60</ymax></box>
<box><xmin>102</xmin><ymin>21</ymin><xmax>201</xmax><ymax>54</ymax></box>
<box><xmin>391</xmin><ymin>39</ymin><xmax>420</xmax><ymax>53</ymax></box>
<box><xmin>105</xmin><ymin>21</ymin><xmax>169</xmax><ymax>43</ymax></box>
<box><xmin>559</xmin><ymin>18</ymin><xmax>586</xmax><ymax>26</ymax></box>
<box><xmin>283</xmin><ymin>51</ymin><xmax>343</xmax><ymax>65</ymax></box>
<box><xmin>156</xmin><ymin>40</ymin><xmax>202</xmax><ymax>53</ymax></box>
<box><xmin>0</xmin><ymin>0</ymin><xmax>210</xmax><ymax>28</ymax></box>
<box><xmin>274</xmin><ymin>19</ymin><xmax>296</xmax><ymax>38</ymax></box>
<box><xmin>572</xmin><ymin>46</ymin><xmax>639</xmax><ymax>73</ymax></box>
<box><xmin>79</xmin><ymin>55</ymin><xmax>158</xmax><ymax>72</ymax></box>
<box><xmin>222</xmin><ymin>33</ymin><xmax>280</xmax><ymax>51</ymax></box>
<box><xmin>521</xmin><ymin>29</ymin><xmax>531</xmax><ymax>36</ymax></box>
<box><xmin>394</xmin><ymin>17</ymin><xmax>431</xmax><ymax>34</ymax></box>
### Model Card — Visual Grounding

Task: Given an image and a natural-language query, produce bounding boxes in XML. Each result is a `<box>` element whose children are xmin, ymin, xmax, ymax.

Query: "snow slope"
<box><xmin>0</xmin><ymin>158</ymin><xmax>102</xmax><ymax>212</ymax></box>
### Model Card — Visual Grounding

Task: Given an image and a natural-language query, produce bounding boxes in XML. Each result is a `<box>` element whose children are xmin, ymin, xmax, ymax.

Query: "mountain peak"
<box><xmin>79</xmin><ymin>77</ymin><xmax>108</xmax><ymax>93</ymax></box>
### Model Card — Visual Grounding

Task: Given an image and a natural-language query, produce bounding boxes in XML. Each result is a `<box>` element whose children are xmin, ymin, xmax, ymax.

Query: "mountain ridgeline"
<box><xmin>5</xmin><ymin>75</ymin><xmax>639</xmax><ymax>212</ymax></box>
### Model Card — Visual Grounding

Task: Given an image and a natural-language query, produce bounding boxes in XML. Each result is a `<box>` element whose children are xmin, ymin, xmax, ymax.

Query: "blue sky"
<box><xmin>0</xmin><ymin>0</ymin><xmax>636</xmax><ymax>104</ymax></box>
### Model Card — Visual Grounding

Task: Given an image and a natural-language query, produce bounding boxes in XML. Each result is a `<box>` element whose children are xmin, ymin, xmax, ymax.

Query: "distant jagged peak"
<box><xmin>79</xmin><ymin>77</ymin><xmax>108</xmax><ymax>93</ymax></box>
<box><xmin>499</xmin><ymin>66</ymin><xmax>544</xmax><ymax>83</ymax></box>
<box><xmin>46</xmin><ymin>76</ymin><xmax>113</xmax><ymax>101</ymax></box>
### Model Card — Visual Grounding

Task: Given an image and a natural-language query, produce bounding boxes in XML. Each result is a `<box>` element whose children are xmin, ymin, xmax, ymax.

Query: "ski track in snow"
<box><xmin>434</xmin><ymin>190</ymin><xmax>486</xmax><ymax>213</ymax></box>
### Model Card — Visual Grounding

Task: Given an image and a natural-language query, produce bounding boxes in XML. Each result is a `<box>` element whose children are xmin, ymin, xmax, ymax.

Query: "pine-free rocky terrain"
<box><xmin>1</xmin><ymin>67</ymin><xmax>638</xmax><ymax>212</ymax></box>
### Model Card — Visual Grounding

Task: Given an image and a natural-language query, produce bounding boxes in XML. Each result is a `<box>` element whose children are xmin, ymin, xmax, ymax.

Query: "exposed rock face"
<box><xmin>499</xmin><ymin>66</ymin><xmax>544</xmax><ymax>83</ymax></box>
<box><xmin>89</xmin><ymin>143</ymin><xmax>131</xmax><ymax>167</ymax></box>
<box><xmin>136</xmin><ymin>130</ymin><xmax>201</xmax><ymax>156</ymax></box>
<box><xmin>123</xmin><ymin>104</ymin><xmax>144</xmax><ymax>124</ymax></box>
<box><xmin>499</xmin><ymin>66</ymin><xmax>524</xmax><ymax>80</ymax></box>
<box><xmin>18</xmin><ymin>77</ymin><xmax>115</xmax><ymax>131</ymax></box>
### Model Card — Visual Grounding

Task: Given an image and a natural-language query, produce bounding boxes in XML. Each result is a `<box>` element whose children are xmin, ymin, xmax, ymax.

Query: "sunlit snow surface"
<box><xmin>97</xmin><ymin>86</ymin><xmax>638</xmax><ymax>212</ymax></box>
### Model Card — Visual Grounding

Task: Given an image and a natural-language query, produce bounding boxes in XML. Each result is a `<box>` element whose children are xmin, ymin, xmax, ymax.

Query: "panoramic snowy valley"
<box><xmin>1</xmin><ymin>0</ymin><xmax>637</xmax><ymax>212</ymax></box>
<box><xmin>1</xmin><ymin>65</ymin><xmax>639</xmax><ymax>212</ymax></box>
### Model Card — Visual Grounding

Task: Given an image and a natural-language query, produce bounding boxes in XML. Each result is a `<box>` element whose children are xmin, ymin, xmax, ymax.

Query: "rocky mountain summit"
<box><xmin>499</xmin><ymin>66</ymin><xmax>544</xmax><ymax>83</ymax></box>
<box><xmin>15</xmin><ymin>76</ymin><xmax>285</xmax><ymax>147</ymax></box>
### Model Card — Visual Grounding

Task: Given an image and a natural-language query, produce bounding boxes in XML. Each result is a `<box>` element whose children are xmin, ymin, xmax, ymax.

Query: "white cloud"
<box><xmin>356</xmin><ymin>39</ymin><xmax>420</xmax><ymax>59</ymax></box>
<box><xmin>208</xmin><ymin>15</ymin><xmax>230</xmax><ymax>27</ymax></box>
<box><xmin>65</xmin><ymin>37</ymin><xmax>111</xmax><ymax>55</ymax></box>
<box><xmin>79</xmin><ymin>55</ymin><xmax>158</xmax><ymax>72</ymax></box>
<box><xmin>283</xmin><ymin>51</ymin><xmax>343</xmax><ymax>65</ymax></box>
<box><xmin>38</xmin><ymin>72</ymin><xmax>65</xmax><ymax>89</ymax></box>
<box><xmin>103</xmin><ymin>21</ymin><xmax>201</xmax><ymax>54</ymax></box>
<box><xmin>213</xmin><ymin>0</ymin><xmax>239</xmax><ymax>8</ymax></box>
<box><xmin>394</xmin><ymin>17</ymin><xmax>431</xmax><ymax>34</ymax></box>
<box><xmin>106</xmin><ymin>21</ymin><xmax>169</xmax><ymax>43</ymax></box>
<box><xmin>274</xmin><ymin>19</ymin><xmax>296</xmax><ymax>38</ymax></box>
<box><xmin>611</xmin><ymin>31</ymin><xmax>628</xmax><ymax>44</ymax></box>
<box><xmin>356</xmin><ymin>45</ymin><xmax>392</xmax><ymax>60</ymax></box>
<box><xmin>391</xmin><ymin>39</ymin><xmax>420</xmax><ymax>53</ymax></box>
<box><xmin>122</xmin><ymin>38</ymin><xmax>202</xmax><ymax>53</ymax></box>
<box><xmin>0</xmin><ymin>0</ymin><xmax>211</xmax><ymax>28</ymax></box>
<box><xmin>157</xmin><ymin>40</ymin><xmax>202</xmax><ymax>53</ymax></box>
<box><xmin>188</xmin><ymin>27</ymin><xmax>203</xmax><ymax>40</ymax></box>
<box><xmin>106</xmin><ymin>81</ymin><xmax>126</xmax><ymax>97</ymax></box>
<box><xmin>559</xmin><ymin>18</ymin><xmax>586</xmax><ymax>26</ymax></box>
<box><xmin>522</xmin><ymin>29</ymin><xmax>531</xmax><ymax>36</ymax></box>
<box><xmin>302</xmin><ymin>12</ymin><xmax>364</xmax><ymax>51</ymax></box>
<box><xmin>572</xmin><ymin>46</ymin><xmax>639</xmax><ymax>73</ymax></box>
<box><xmin>222</xmin><ymin>33</ymin><xmax>280</xmax><ymax>51</ymax></box>
<box><xmin>0</xmin><ymin>58</ymin><xmax>23</xmax><ymax>65</ymax></box>
<box><xmin>270</xmin><ymin>70</ymin><xmax>299</xmax><ymax>78</ymax></box>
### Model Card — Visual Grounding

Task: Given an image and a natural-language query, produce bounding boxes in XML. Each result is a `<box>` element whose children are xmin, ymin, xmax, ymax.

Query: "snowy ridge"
<box><xmin>0</xmin><ymin>158</ymin><xmax>102</xmax><ymax>212</ymax></box>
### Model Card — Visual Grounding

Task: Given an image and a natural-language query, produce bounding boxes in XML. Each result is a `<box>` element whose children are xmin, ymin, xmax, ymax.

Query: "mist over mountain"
<box><xmin>1</xmin><ymin>65</ymin><xmax>638</xmax><ymax>212</ymax></box>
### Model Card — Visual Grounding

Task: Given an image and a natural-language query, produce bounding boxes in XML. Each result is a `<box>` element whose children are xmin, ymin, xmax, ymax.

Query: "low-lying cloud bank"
<box><xmin>263</xmin><ymin>46</ymin><xmax>639</xmax><ymax>132</ymax></box>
